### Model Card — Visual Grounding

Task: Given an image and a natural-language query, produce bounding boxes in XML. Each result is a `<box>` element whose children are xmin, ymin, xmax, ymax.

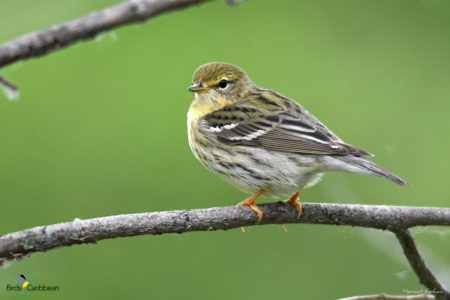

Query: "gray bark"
<box><xmin>394</xmin><ymin>229</ymin><xmax>450</xmax><ymax>300</ymax></box>
<box><xmin>1</xmin><ymin>202</ymin><xmax>449</xmax><ymax>260</ymax></box>
<box><xmin>0</xmin><ymin>201</ymin><xmax>449</xmax><ymax>299</ymax></box>
<box><xmin>0</xmin><ymin>0</ymin><xmax>211</xmax><ymax>69</ymax></box>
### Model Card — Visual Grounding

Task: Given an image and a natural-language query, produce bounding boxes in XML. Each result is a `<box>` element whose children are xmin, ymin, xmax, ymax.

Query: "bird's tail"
<box><xmin>355</xmin><ymin>157</ymin><xmax>408</xmax><ymax>185</ymax></box>
<box><xmin>326</xmin><ymin>155</ymin><xmax>408</xmax><ymax>185</ymax></box>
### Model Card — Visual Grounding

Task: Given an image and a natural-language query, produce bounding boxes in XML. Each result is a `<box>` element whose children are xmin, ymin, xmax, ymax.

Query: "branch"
<box><xmin>338</xmin><ymin>293</ymin><xmax>435</xmax><ymax>299</ymax></box>
<box><xmin>1</xmin><ymin>202</ymin><xmax>449</xmax><ymax>298</ymax></box>
<box><xmin>0</xmin><ymin>76</ymin><xmax>18</xmax><ymax>91</ymax></box>
<box><xmin>1</xmin><ymin>202</ymin><xmax>449</xmax><ymax>261</ymax></box>
<box><xmin>394</xmin><ymin>229</ymin><xmax>450</xmax><ymax>300</ymax></box>
<box><xmin>0</xmin><ymin>0</ymin><xmax>216</xmax><ymax>69</ymax></box>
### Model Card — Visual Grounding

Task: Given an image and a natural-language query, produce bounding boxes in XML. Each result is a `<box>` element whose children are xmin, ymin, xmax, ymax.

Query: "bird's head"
<box><xmin>188</xmin><ymin>63</ymin><xmax>253</xmax><ymax>110</ymax></box>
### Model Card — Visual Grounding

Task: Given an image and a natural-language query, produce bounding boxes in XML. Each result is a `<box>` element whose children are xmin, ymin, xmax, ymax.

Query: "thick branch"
<box><xmin>1</xmin><ymin>202</ymin><xmax>449</xmax><ymax>298</ymax></box>
<box><xmin>394</xmin><ymin>229</ymin><xmax>450</xmax><ymax>300</ymax></box>
<box><xmin>1</xmin><ymin>202</ymin><xmax>449</xmax><ymax>262</ymax></box>
<box><xmin>0</xmin><ymin>0</ymin><xmax>213</xmax><ymax>69</ymax></box>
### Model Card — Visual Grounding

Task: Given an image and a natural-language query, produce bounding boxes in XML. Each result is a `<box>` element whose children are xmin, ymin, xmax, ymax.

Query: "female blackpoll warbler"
<box><xmin>187</xmin><ymin>62</ymin><xmax>407</xmax><ymax>221</ymax></box>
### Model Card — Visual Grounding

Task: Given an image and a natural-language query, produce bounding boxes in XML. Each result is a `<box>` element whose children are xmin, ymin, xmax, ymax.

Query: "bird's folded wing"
<box><xmin>203</xmin><ymin>105</ymin><xmax>372</xmax><ymax>156</ymax></box>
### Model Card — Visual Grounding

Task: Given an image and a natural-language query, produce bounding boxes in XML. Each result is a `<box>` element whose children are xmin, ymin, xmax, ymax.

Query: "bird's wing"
<box><xmin>202</xmin><ymin>102</ymin><xmax>373</xmax><ymax>156</ymax></box>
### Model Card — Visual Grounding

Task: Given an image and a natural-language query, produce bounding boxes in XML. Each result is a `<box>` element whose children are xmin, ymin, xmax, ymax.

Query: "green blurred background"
<box><xmin>1</xmin><ymin>0</ymin><xmax>449</xmax><ymax>299</ymax></box>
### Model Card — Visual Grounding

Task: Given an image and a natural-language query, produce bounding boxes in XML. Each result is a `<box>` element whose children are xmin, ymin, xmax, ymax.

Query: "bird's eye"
<box><xmin>219</xmin><ymin>79</ymin><xmax>228</xmax><ymax>89</ymax></box>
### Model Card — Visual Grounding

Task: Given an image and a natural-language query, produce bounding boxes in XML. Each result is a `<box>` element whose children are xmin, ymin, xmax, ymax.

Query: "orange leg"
<box><xmin>285</xmin><ymin>188</ymin><xmax>303</xmax><ymax>220</ymax></box>
<box><xmin>237</xmin><ymin>187</ymin><xmax>270</xmax><ymax>222</ymax></box>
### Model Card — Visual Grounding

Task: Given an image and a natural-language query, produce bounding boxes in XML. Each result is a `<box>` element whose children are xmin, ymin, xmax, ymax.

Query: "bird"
<box><xmin>187</xmin><ymin>62</ymin><xmax>407</xmax><ymax>222</ymax></box>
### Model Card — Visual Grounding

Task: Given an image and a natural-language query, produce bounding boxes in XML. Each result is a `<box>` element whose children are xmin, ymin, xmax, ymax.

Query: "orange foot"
<box><xmin>285</xmin><ymin>189</ymin><xmax>303</xmax><ymax>220</ymax></box>
<box><xmin>237</xmin><ymin>187</ymin><xmax>270</xmax><ymax>223</ymax></box>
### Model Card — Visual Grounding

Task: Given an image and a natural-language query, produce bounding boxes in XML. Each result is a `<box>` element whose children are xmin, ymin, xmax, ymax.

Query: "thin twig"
<box><xmin>338</xmin><ymin>292</ymin><xmax>435</xmax><ymax>299</ymax></box>
<box><xmin>0</xmin><ymin>76</ymin><xmax>18</xmax><ymax>91</ymax></box>
<box><xmin>0</xmin><ymin>0</ymin><xmax>219</xmax><ymax>69</ymax></box>
<box><xmin>393</xmin><ymin>229</ymin><xmax>450</xmax><ymax>300</ymax></box>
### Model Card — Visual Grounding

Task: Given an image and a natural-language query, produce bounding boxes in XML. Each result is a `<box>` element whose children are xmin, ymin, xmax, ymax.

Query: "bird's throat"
<box><xmin>188</xmin><ymin>92</ymin><xmax>227</xmax><ymax>121</ymax></box>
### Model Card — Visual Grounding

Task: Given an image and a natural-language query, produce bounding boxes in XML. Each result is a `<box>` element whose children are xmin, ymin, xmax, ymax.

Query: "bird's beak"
<box><xmin>188</xmin><ymin>83</ymin><xmax>209</xmax><ymax>93</ymax></box>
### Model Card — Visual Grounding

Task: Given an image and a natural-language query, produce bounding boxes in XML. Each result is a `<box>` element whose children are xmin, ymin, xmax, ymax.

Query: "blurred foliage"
<box><xmin>0</xmin><ymin>0</ymin><xmax>449</xmax><ymax>299</ymax></box>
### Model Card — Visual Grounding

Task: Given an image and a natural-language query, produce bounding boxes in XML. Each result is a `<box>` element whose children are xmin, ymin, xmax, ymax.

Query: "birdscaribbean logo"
<box><xmin>5</xmin><ymin>274</ymin><xmax>60</xmax><ymax>295</ymax></box>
